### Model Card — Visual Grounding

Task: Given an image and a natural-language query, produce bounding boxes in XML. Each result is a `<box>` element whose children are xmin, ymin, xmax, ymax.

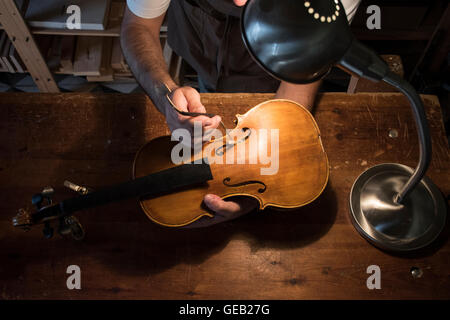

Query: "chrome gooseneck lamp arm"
<box><xmin>383</xmin><ymin>73</ymin><xmax>431</xmax><ymax>204</ymax></box>
<box><xmin>339</xmin><ymin>39</ymin><xmax>432</xmax><ymax>204</ymax></box>
<box><xmin>241</xmin><ymin>0</ymin><xmax>446</xmax><ymax>251</ymax></box>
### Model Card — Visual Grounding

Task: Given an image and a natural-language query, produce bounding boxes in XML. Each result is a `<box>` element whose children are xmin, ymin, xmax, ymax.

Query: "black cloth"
<box><xmin>166</xmin><ymin>0</ymin><xmax>280</xmax><ymax>93</ymax></box>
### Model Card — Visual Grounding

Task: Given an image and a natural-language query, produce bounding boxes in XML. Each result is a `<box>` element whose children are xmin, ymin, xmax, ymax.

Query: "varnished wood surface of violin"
<box><xmin>133</xmin><ymin>99</ymin><xmax>329</xmax><ymax>227</ymax></box>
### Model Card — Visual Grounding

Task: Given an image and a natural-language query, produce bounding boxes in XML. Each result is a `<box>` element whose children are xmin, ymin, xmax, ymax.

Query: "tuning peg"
<box><xmin>41</xmin><ymin>186</ymin><xmax>54</xmax><ymax>199</ymax></box>
<box><xmin>64</xmin><ymin>180</ymin><xmax>90</xmax><ymax>195</ymax></box>
<box><xmin>41</xmin><ymin>186</ymin><xmax>54</xmax><ymax>206</ymax></box>
<box><xmin>12</xmin><ymin>208</ymin><xmax>32</xmax><ymax>230</ymax></box>
<box><xmin>58</xmin><ymin>216</ymin><xmax>85</xmax><ymax>241</ymax></box>
<box><xmin>31</xmin><ymin>193</ymin><xmax>43</xmax><ymax>209</ymax></box>
<box><xmin>43</xmin><ymin>221</ymin><xmax>53</xmax><ymax>239</ymax></box>
<box><xmin>31</xmin><ymin>186</ymin><xmax>54</xmax><ymax>209</ymax></box>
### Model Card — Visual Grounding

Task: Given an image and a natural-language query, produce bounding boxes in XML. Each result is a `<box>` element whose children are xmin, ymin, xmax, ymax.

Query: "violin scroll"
<box><xmin>13</xmin><ymin>181</ymin><xmax>89</xmax><ymax>240</ymax></box>
<box><xmin>12</xmin><ymin>208</ymin><xmax>32</xmax><ymax>230</ymax></box>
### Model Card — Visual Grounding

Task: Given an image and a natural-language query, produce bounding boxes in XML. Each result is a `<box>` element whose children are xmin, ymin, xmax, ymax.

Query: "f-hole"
<box><xmin>223</xmin><ymin>177</ymin><xmax>266</xmax><ymax>193</ymax></box>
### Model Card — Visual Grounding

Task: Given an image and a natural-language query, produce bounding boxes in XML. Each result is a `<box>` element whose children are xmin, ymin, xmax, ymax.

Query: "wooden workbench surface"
<box><xmin>0</xmin><ymin>92</ymin><xmax>449</xmax><ymax>299</ymax></box>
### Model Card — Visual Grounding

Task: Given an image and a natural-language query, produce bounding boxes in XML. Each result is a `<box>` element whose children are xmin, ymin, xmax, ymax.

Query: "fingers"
<box><xmin>182</xmin><ymin>87</ymin><xmax>206</xmax><ymax>114</ymax></box>
<box><xmin>170</xmin><ymin>87</ymin><xmax>188</xmax><ymax>112</ymax></box>
<box><xmin>203</xmin><ymin>194</ymin><xmax>257</xmax><ymax>214</ymax></box>
<box><xmin>171</xmin><ymin>87</ymin><xmax>211</xmax><ymax>126</ymax></box>
<box><xmin>203</xmin><ymin>194</ymin><xmax>242</xmax><ymax>215</ymax></box>
<box><xmin>202</xmin><ymin>115</ymin><xmax>221</xmax><ymax>131</ymax></box>
<box><xmin>187</xmin><ymin>115</ymin><xmax>212</xmax><ymax>128</ymax></box>
<box><xmin>169</xmin><ymin>87</ymin><xmax>222</xmax><ymax>137</ymax></box>
<box><xmin>180</xmin><ymin>194</ymin><xmax>238</xmax><ymax>229</ymax></box>
<box><xmin>182</xmin><ymin>194</ymin><xmax>258</xmax><ymax>229</ymax></box>
<box><xmin>233</xmin><ymin>0</ymin><xmax>247</xmax><ymax>6</ymax></box>
<box><xmin>172</xmin><ymin>86</ymin><xmax>205</xmax><ymax>114</ymax></box>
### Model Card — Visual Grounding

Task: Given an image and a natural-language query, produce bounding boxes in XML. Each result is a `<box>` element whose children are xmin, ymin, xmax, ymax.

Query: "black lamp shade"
<box><xmin>241</xmin><ymin>0</ymin><xmax>353</xmax><ymax>83</ymax></box>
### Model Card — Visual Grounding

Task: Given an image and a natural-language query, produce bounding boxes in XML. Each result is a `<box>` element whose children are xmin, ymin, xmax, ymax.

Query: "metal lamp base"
<box><xmin>350</xmin><ymin>163</ymin><xmax>447</xmax><ymax>252</ymax></box>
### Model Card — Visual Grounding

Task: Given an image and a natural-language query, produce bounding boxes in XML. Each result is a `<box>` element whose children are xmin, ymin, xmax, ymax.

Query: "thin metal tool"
<box><xmin>164</xmin><ymin>84</ymin><xmax>230</xmax><ymax>139</ymax></box>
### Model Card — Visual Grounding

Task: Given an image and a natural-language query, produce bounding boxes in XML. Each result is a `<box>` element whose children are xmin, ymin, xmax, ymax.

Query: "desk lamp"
<box><xmin>241</xmin><ymin>0</ymin><xmax>446</xmax><ymax>251</ymax></box>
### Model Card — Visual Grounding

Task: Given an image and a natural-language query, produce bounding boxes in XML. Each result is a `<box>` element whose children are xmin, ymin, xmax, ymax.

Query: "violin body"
<box><xmin>133</xmin><ymin>99</ymin><xmax>329</xmax><ymax>227</ymax></box>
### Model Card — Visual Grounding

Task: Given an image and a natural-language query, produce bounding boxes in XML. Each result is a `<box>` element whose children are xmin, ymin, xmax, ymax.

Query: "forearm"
<box><xmin>120</xmin><ymin>13</ymin><xmax>177</xmax><ymax>116</ymax></box>
<box><xmin>275</xmin><ymin>80</ymin><xmax>321</xmax><ymax>112</ymax></box>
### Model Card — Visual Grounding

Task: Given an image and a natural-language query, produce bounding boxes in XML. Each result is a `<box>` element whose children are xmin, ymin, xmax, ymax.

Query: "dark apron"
<box><xmin>166</xmin><ymin>0</ymin><xmax>280</xmax><ymax>93</ymax></box>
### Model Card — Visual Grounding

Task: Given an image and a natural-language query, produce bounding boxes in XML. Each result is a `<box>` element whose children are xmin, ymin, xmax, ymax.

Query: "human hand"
<box><xmin>165</xmin><ymin>86</ymin><xmax>221</xmax><ymax>141</ymax></box>
<box><xmin>183</xmin><ymin>194</ymin><xmax>258</xmax><ymax>228</ymax></box>
<box><xmin>233</xmin><ymin>0</ymin><xmax>247</xmax><ymax>6</ymax></box>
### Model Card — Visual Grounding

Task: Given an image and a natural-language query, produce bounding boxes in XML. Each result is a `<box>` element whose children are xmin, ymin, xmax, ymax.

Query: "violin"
<box><xmin>12</xmin><ymin>99</ymin><xmax>329</xmax><ymax>238</ymax></box>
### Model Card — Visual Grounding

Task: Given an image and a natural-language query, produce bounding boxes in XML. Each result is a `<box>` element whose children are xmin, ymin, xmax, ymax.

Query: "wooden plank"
<box><xmin>0</xmin><ymin>31</ymin><xmax>9</xmax><ymax>71</ymax></box>
<box><xmin>25</xmin><ymin>0</ymin><xmax>111</xmax><ymax>31</ymax></box>
<box><xmin>87</xmin><ymin>37</ymin><xmax>113</xmax><ymax>82</ymax></box>
<box><xmin>351</xmin><ymin>27</ymin><xmax>435</xmax><ymax>41</ymax></box>
<box><xmin>31</xmin><ymin>26</ymin><xmax>121</xmax><ymax>37</ymax></box>
<box><xmin>8</xmin><ymin>43</ymin><xmax>25</xmax><ymax>72</ymax></box>
<box><xmin>100</xmin><ymin>36</ymin><xmax>113</xmax><ymax>76</ymax></box>
<box><xmin>0</xmin><ymin>59</ymin><xmax>7</xmax><ymax>72</ymax></box>
<box><xmin>34</xmin><ymin>34</ymin><xmax>52</xmax><ymax>58</ymax></box>
<box><xmin>73</xmin><ymin>36</ymin><xmax>103</xmax><ymax>76</ymax></box>
<box><xmin>0</xmin><ymin>0</ymin><xmax>26</xmax><ymax>31</ymax></box>
<box><xmin>1</xmin><ymin>34</ymin><xmax>15</xmax><ymax>73</ymax></box>
<box><xmin>110</xmin><ymin>37</ymin><xmax>127</xmax><ymax>72</ymax></box>
<box><xmin>108</xmin><ymin>1</ymin><xmax>125</xmax><ymax>22</ymax></box>
<box><xmin>86</xmin><ymin>74</ymin><xmax>113</xmax><ymax>82</ymax></box>
<box><xmin>34</xmin><ymin>34</ymin><xmax>61</xmax><ymax>72</ymax></box>
<box><xmin>0</xmin><ymin>0</ymin><xmax>59</xmax><ymax>92</ymax></box>
<box><xmin>47</xmin><ymin>35</ymin><xmax>62</xmax><ymax>71</ymax></box>
<box><xmin>30</xmin><ymin>3</ymin><xmax>163</xmax><ymax>38</ymax></box>
<box><xmin>0</xmin><ymin>31</ymin><xmax>7</xmax><ymax>71</ymax></box>
<box><xmin>59</xmin><ymin>35</ymin><xmax>75</xmax><ymax>73</ymax></box>
<box><xmin>0</xmin><ymin>92</ymin><xmax>448</xmax><ymax>299</ymax></box>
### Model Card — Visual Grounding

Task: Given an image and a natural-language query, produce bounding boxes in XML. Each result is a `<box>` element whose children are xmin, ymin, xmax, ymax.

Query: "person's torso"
<box><xmin>166</xmin><ymin>0</ymin><xmax>280</xmax><ymax>92</ymax></box>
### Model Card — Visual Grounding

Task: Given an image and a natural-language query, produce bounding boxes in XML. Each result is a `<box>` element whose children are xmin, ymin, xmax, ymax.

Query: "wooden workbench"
<box><xmin>0</xmin><ymin>92</ymin><xmax>449</xmax><ymax>300</ymax></box>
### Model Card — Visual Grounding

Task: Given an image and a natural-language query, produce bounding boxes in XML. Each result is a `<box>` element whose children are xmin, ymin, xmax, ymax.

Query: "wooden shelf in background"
<box><xmin>31</xmin><ymin>23</ymin><xmax>167</xmax><ymax>37</ymax></box>
<box><xmin>32</xmin><ymin>25</ymin><xmax>121</xmax><ymax>37</ymax></box>
<box><xmin>352</xmin><ymin>27</ymin><xmax>435</xmax><ymax>41</ymax></box>
<box><xmin>30</xmin><ymin>1</ymin><xmax>168</xmax><ymax>38</ymax></box>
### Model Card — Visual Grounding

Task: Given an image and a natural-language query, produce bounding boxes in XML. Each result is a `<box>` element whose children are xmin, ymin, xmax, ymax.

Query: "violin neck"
<box><xmin>36</xmin><ymin>163</ymin><xmax>213</xmax><ymax>222</ymax></box>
